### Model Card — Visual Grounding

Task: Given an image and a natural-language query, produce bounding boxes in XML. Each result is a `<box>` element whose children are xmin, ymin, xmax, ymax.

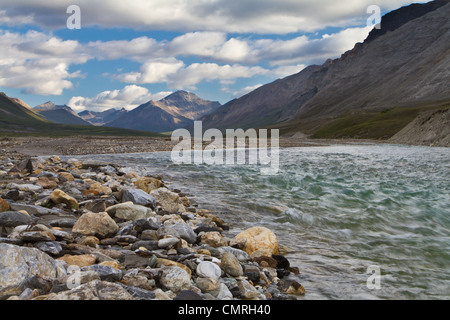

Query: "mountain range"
<box><xmin>199</xmin><ymin>0</ymin><xmax>450</xmax><ymax>141</ymax></box>
<box><xmin>34</xmin><ymin>102</ymin><xmax>92</xmax><ymax>126</ymax></box>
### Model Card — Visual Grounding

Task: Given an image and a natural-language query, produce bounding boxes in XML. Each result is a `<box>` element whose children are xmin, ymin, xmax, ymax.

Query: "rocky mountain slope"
<box><xmin>34</xmin><ymin>102</ymin><xmax>92</xmax><ymax>126</ymax></box>
<box><xmin>106</xmin><ymin>91</ymin><xmax>221</xmax><ymax>133</ymax></box>
<box><xmin>199</xmin><ymin>1</ymin><xmax>450</xmax><ymax>144</ymax></box>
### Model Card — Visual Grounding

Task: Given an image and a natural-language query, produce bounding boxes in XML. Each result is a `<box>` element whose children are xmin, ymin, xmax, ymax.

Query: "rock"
<box><xmin>169</xmin><ymin>223</ymin><xmax>197</xmax><ymax>244</ymax></box>
<box><xmin>82</xmin><ymin>199</ymin><xmax>114</xmax><ymax>213</ymax></box>
<box><xmin>272</xmin><ymin>255</ymin><xmax>290</xmax><ymax>269</ymax></box>
<box><xmin>106</xmin><ymin>202</ymin><xmax>153</xmax><ymax>221</ymax></box>
<box><xmin>34</xmin><ymin>241</ymin><xmax>63</xmax><ymax>256</ymax></box>
<box><xmin>134</xmin><ymin>177</ymin><xmax>163</xmax><ymax>193</ymax></box>
<box><xmin>6</xmin><ymin>183</ymin><xmax>43</xmax><ymax>193</ymax></box>
<box><xmin>58</xmin><ymin>172</ymin><xmax>75</xmax><ymax>181</ymax></box>
<box><xmin>122</xmin><ymin>188</ymin><xmax>156</xmax><ymax>208</ymax></box>
<box><xmin>81</xmin><ymin>161</ymin><xmax>110</xmax><ymax>170</ymax></box>
<box><xmin>134</xmin><ymin>218</ymin><xmax>160</xmax><ymax>233</ymax></box>
<box><xmin>221</xmin><ymin>252</ymin><xmax>244</xmax><ymax>277</ymax></box>
<box><xmin>243</xmin><ymin>265</ymin><xmax>260</xmax><ymax>283</ymax></box>
<box><xmin>0</xmin><ymin>211</ymin><xmax>34</xmax><ymax>229</ymax></box>
<box><xmin>238</xmin><ymin>279</ymin><xmax>261</xmax><ymax>299</ymax></box>
<box><xmin>0</xmin><ymin>243</ymin><xmax>65</xmax><ymax>299</ymax></box>
<box><xmin>9</xmin><ymin>158</ymin><xmax>33</xmax><ymax>174</ymax></box>
<box><xmin>231</xmin><ymin>226</ymin><xmax>279</xmax><ymax>256</ymax></box>
<box><xmin>50</xmin><ymin>189</ymin><xmax>79</xmax><ymax>210</ymax></box>
<box><xmin>196</xmin><ymin>261</ymin><xmax>221</xmax><ymax>280</ymax></box>
<box><xmin>150</xmin><ymin>188</ymin><xmax>186</xmax><ymax>213</ymax></box>
<box><xmin>196</xmin><ymin>277</ymin><xmax>221</xmax><ymax>296</ymax></box>
<box><xmin>200</xmin><ymin>231</ymin><xmax>228</xmax><ymax>248</ymax></box>
<box><xmin>72</xmin><ymin>212</ymin><xmax>119</xmax><ymax>239</ymax></box>
<box><xmin>58</xmin><ymin>254</ymin><xmax>97</xmax><ymax>267</ymax></box>
<box><xmin>278</xmin><ymin>279</ymin><xmax>305</xmax><ymax>296</ymax></box>
<box><xmin>0</xmin><ymin>170</ymin><xmax>7</xmax><ymax>177</ymax></box>
<box><xmin>217</xmin><ymin>283</ymin><xmax>233</xmax><ymax>300</ymax></box>
<box><xmin>180</xmin><ymin>196</ymin><xmax>191</xmax><ymax>207</ymax></box>
<box><xmin>218</xmin><ymin>247</ymin><xmax>249</xmax><ymax>262</ymax></box>
<box><xmin>158</xmin><ymin>237</ymin><xmax>180</xmax><ymax>249</ymax></box>
<box><xmin>83</xmin><ymin>182</ymin><xmax>112</xmax><ymax>196</ymax></box>
<box><xmin>37</xmin><ymin>177</ymin><xmax>58</xmax><ymax>189</ymax></box>
<box><xmin>160</xmin><ymin>266</ymin><xmax>191</xmax><ymax>293</ymax></box>
<box><xmin>81</xmin><ymin>264</ymin><xmax>123</xmax><ymax>282</ymax></box>
<box><xmin>3</xmin><ymin>190</ymin><xmax>24</xmax><ymax>201</ymax></box>
<box><xmin>253</xmin><ymin>256</ymin><xmax>278</xmax><ymax>268</ymax></box>
<box><xmin>122</xmin><ymin>269</ymin><xmax>154</xmax><ymax>290</ymax></box>
<box><xmin>0</xmin><ymin>198</ymin><xmax>11</xmax><ymax>213</ymax></box>
<box><xmin>122</xmin><ymin>285</ymin><xmax>156</xmax><ymax>300</ymax></box>
<box><xmin>174</xmin><ymin>290</ymin><xmax>204</xmax><ymax>300</ymax></box>
<box><xmin>156</xmin><ymin>258</ymin><xmax>191</xmax><ymax>276</ymax></box>
<box><xmin>46</xmin><ymin>280</ymin><xmax>134</xmax><ymax>300</ymax></box>
<box><xmin>20</xmin><ymin>231</ymin><xmax>56</xmax><ymax>242</ymax></box>
<box><xmin>9</xmin><ymin>203</ymin><xmax>61</xmax><ymax>216</ymax></box>
<box><xmin>131</xmin><ymin>240</ymin><xmax>159</xmax><ymax>251</ymax></box>
<box><xmin>99</xmin><ymin>260</ymin><xmax>121</xmax><ymax>270</ymax></box>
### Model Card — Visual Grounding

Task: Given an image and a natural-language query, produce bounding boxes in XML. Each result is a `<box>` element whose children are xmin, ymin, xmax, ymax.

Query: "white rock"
<box><xmin>196</xmin><ymin>261</ymin><xmax>222</xmax><ymax>280</ymax></box>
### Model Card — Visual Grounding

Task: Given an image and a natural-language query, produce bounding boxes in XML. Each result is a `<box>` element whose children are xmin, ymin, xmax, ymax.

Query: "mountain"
<box><xmin>79</xmin><ymin>108</ymin><xmax>128</xmax><ymax>126</ymax></box>
<box><xmin>200</xmin><ymin>1</ymin><xmax>450</xmax><ymax>141</ymax></box>
<box><xmin>0</xmin><ymin>92</ymin><xmax>162</xmax><ymax>137</ymax></box>
<box><xmin>106</xmin><ymin>91</ymin><xmax>221</xmax><ymax>132</ymax></box>
<box><xmin>34</xmin><ymin>102</ymin><xmax>92</xmax><ymax>126</ymax></box>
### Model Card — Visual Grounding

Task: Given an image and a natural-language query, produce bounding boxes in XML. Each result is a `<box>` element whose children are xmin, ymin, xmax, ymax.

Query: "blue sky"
<box><xmin>0</xmin><ymin>0</ymin><xmax>429</xmax><ymax>112</ymax></box>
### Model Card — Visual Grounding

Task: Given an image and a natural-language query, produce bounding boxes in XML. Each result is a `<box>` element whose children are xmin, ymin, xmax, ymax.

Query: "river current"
<box><xmin>76</xmin><ymin>144</ymin><xmax>450</xmax><ymax>300</ymax></box>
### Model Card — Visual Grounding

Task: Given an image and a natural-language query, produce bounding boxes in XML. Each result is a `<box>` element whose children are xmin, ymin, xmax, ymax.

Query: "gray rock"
<box><xmin>0</xmin><ymin>243</ymin><xmax>65</xmax><ymax>299</ymax></box>
<box><xmin>174</xmin><ymin>290</ymin><xmax>204</xmax><ymax>300</ymax></box>
<box><xmin>131</xmin><ymin>240</ymin><xmax>159</xmax><ymax>251</ymax></box>
<box><xmin>106</xmin><ymin>202</ymin><xmax>153</xmax><ymax>221</ymax></box>
<box><xmin>134</xmin><ymin>218</ymin><xmax>161</xmax><ymax>233</ymax></box>
<box><xmin>6</xmin><ymin>183</ymin><xmax>42</xmax><ymax>193</ymax></box>
<box><xmin>10</xmin><ymin>203</ymin><xmax>62</xmax><ymax>216</ymax></box>
<box><xmin>158</xmin><ymin>237</ymin><xmax>180</xmax><ymax>249</ymax></box>
<box><xmin>47</xmin><ymin>280</ymin><xmax>134</xmax><ymax>300</ymax></box>
<box><xmin>195</xmin><ymin>277</ymin><xmax>221</xmax><ymax>296</ymax></box>
<box><xmin>81</xmin><ymin>264</ymin><xmax>123</xmax><ymax>282</ymax></box>
<box><xmin>218</xmin><ymin>247</ymin><xmax>250</xmax><ymax>262</ymax></box>
<box><xmin>34</xmin><ymin>241</ymin><xmax>63</xmax><ymax>256</ymax></box>
<box><xmin>122</xmin><ymin>284</ymin><xmax>156</xmax><ymax>300</ymax></box>
<box><xmin>169</xmin><ymin>223</ymin><xmax>197</xmax><ymax>244</ymax></box>
<box><xmin>20</xmin><ymin>231</ymin><xmax>55</xmax><ymax>242</ymax></box>
<box><xmin>160</xmin><ymin>266</ymin><xmax>191</xmax><ymax>293</ymax></box>
<box><xmin>196</xmin><ymin>261</ymin><xmax>222</xmax><ymax>280</ymax></box>
<box><xmin>122</xmin><ymin>189</ymin><xmax>156</xmax><ymax>208</ymax></box>
<box><xmin>238</xmin><ymin>279</ymin><xmax>261</xmax><ymax>299</ymax></box>
<box><xmin>217</xmin><ymin>283</ymin><xmax>233</xmax><ymax>300</ymax></box>
<box><xmin>0</xmin><ymin>211</ymin><xmax>34</xmax><ymax>228</ymax></box>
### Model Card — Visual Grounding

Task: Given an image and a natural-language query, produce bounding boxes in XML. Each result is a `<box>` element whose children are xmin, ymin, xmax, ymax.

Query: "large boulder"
<box><xmin>0</xmin><ymin>211</ymin><xmax>34</xmax><ymax>228</ymax></box>
<box><xmin>72</xmin><ymin>212</ymin><xmax>119</xmax><ymax>239</ymax></box>
<box><xmin>0</xmin><ymin>243</ymin><xmax>65</xmax><ymax>299</ymax></box>
<box><xmin>122</xmin><ymin>188</ymin><xmax>156</xmax><ymax>208</ymax></box>
<box><xmin>106</xmin><ymin>202</ymin><xmax>153</xmax><ymax>221</ymax></box>
<box><xmin>230</xmin><ymin>226</ymin><xmax>279</xmax><ymax>256</ymax></box>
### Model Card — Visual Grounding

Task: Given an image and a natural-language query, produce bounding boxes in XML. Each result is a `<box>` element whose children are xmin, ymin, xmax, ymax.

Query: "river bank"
<box><xmin>0</xmin><ymin>154</ymin><xmax>304</xmax><ymax>300</ymax></box>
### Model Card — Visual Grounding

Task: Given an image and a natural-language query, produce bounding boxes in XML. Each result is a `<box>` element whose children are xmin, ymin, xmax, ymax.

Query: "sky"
<box><xmin>0</xmin><ymin>0</ymin><xmax>431</xmax><ymax>112</ymax></box>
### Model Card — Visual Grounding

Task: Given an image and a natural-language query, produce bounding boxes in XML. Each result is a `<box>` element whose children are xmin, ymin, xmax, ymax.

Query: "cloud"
<box><xmin>0</xmin><ymin>0</ymin><xmax>426</xmax><ymax>34</ymax></box>
<box><xmin>222</xmin><ymin>84</ymin><xmax>264</xmax><ymax>98</ymax></box>
<box><xmin>0</xmin><ymin>29</ymin><xmax>89</xmax><ymax>95</ymax></box>
<box><xmin>67</xmin><ymin>85</ymin><xmax>171</xmax><ymax>112</ymax></box>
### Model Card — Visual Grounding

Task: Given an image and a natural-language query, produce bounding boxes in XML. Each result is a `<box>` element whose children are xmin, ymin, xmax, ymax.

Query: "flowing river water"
<box><xmin>76</xmin><ymin>144</ymin><xmax>450</xmax><ymax>300</ymax></box>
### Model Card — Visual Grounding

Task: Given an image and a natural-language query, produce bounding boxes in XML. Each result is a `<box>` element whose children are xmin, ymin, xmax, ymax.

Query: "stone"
<box><xmin>238</xmin><ymin>279</ymin><xmax>261</xmax><ymax>299</ymax></box>
<box><xmin>46</xmin><ymin>280</ymin><xmax>134</xmax><ymax>300</ymax></box>
<box><xmin>150</xmin><ymin>188</ymin><xmax>186</xmax><ymax>213</ymax></box>
<box><xmin>34</xmin><ymin>241</ymin><xmax>63</xmax><ymax>256</ymax></box>
<box><xmin>81</xmin><ymin>264</ymin><xmax>123</xmax><ymax>282</ymax></box>
<box><xmin>50</xmin><ymin>189</ymin><xmax>79</xmax><ymax>210</ymax></box>
<box><xmin>156</xmin><ymin>258</ymin><xmax>192</xmax><ymax>276</ymax></box>
<box><xmin>131</xmin><ymin>240</ymin><xmax>159</xmax><ymax>251</ymax></box>
<box><xmin>106</xmin><ymin>202</ymin><xmax>153</xmax><ymax>221</ymax></box>
<box><xmin>9</xmin><ymin>203</ymin><xmax>61</xmax><ymax>216</ymax></box>
<box><xmin>122</xmin><ymin>188</ymin><xmax>156</xmax><ymax>208</ymax></box>
<box><xmin>134</xmin><ymin>218</ymin><xmax>160</xmax><ymax>233</ymax></box>
<box><xmin>72</xmin><ymin>211</ymin><xmax>119</xmax><ymax>239</ymax></box>
<box><xmin>272</xmin><ymin>255</ymin><xmax>290</xmax><ymax>269</ymax></box>
<box><xmin>6</xmin><ymin>183</ymin><xmax>43</xmax><ymax>193</ymax></box>
<box><xmin>174</xmin><ymin>290</ymin><xmax>204</xmax><ymax>300</ymax></box>
<box><xmin>196</xmin><ymin>261</ymin><xmax>222</xmax><ymax>280</ymax></box>
<box><xmin>217</xmin><ymin>283</ymin><xmax>233</xmax><ymax>300</ymax></box>
<box><xmin>0</xmin><ymin>211</ymin><xmax>34</xmax><ymax>228</ymax></box>
<box><xmin>231</xmin><ymin>226</ymin><xmax>279</xmax><ymax>256</ymax></box>
<box><xmin>218</xmin><ymin>247</ymin><xmax>249</xmax><ymax>262</ymax></box>
<box><xmin>0</xmin><ymin>243</ymin><xmax>65</xmax><ymax>299</ymax></box>
<box><xmin>278</xmin><ymin>279</ymin><xmax>305</xmax><ymax>295</ymax></box>
<box><xmin>169</xmin><ymin>223</ymin><xmax>197</xmax><ymax>244</ymax></box>
<box><xmin>200</xmin><ymin>231</ymin><xmax>228</xmax><ymax>248</ymax></box>
<box><xmin>82</xmin><ymin>199</ymin><xmax>114</xmax><ymax>213</ymax></box>
<box><xmin>4</xmin><ymin>190</ymin><xmax>24</xmax><ymax>201</ymax></box>
<box><xmin>9</xmin><ymin>158</ymin><xmax>33</xmax><ymax>174</ymax></box>
<box><xmin>0</xmin><ymin>198</ymin><xmax>11</xmax><ymax>213</ymax></box>
<box><xmin>77</xmin><ymin>236</ymin><xmax>100</xmax><ymax>248</ymax></box>
<box><xmin>81</xmin><ymin>161</ymin><xmax>110</xmax><ymax>170</ymax></box>
<box><xmin>221</xmin><ymin>252</ymin><xmax>244</xmax><ymax>277</ymax></box>
<box><xmin>160</xmin><ymin>266</ymin><xmax>191</xmax><ymax>293</ymax></box>
<box><xmin>20</xmin><ymin>231</ymin><xmax>56</xmax><ymax>242</ymax></box>
<box><xmin>158</xmin><ymin>237</ymin><xmax>180</xmax><ymax>249</ymax></box>
<box><xmin>83</xmin><ymin>182</ymin><xmax>112</xmax><ymax>196</ymax></box>
<box><xmin>243</xmin><ymin>265</ymin><xmax>260</xmax><ymax>283</ymax></box>
<box><xmin>253</xmin><ymin>256</ymin><xmax>278</xmax><ymax>268</ymax></box>
<box><xmin>58</xmin><ymin>254</ymin><xmax>97</xmax><ymax>267</ymax></box>
<box><xmin>134</xmin><ymin>177</ymin><xmax>163</xmax><ymax>193</ymax></box>
<box><xmin>122</xmin><ymin>285</ymin><xmax>156</xmax><ymax>300</ymax></box>
<box><xmin>196</xmin><ymin>277</ymin><xmax>221</xmax><ymax>296</ymax></box>
<box><xmin>58</xmin><ymin>172</ymin><xmax>75</xmax><ymax>181</ymax></box>
<box><xmin>37</xmin><ymin>177</ymin><xmax>58</xmax><ymax>189</ymax></box>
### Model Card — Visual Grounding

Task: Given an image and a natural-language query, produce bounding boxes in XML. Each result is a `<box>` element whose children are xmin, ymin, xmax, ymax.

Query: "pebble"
<box><xmin>0</xmin><ymin>157</ymin><xmax>304</xmax><ymax>301</ymax></box>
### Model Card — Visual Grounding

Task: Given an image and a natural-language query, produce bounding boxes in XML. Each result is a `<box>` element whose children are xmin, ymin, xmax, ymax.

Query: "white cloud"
<box><xmin>0</xmin><ymin>29</ymin><xmax>89</xmax><ymax>95</ymax></box>
<box><xmin>67</xmin><ymin>84</ymin><xmax>171</xmax><ymax>112</ymax></box>
<box><xmin>0</xmin><ymin>0</ymin><xmax>424</xmax><ymax>34</ymax></box>
<box><xmin>222</xmin><ymin>84</ymin><xmax>264</xmax><ymax>98</ymax></box>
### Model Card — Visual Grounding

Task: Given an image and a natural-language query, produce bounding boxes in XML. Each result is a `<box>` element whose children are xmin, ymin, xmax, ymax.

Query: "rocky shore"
<box><xmin>0</xmin><ymin>155</ymin><xmax>305</xmax><ymax>300</ymax></box>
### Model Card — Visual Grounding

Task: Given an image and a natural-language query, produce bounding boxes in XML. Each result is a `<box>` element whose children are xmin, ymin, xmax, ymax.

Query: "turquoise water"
<box><xmin>82</xmin><ymin>144</ymin><xmax>450</xmax><ymax>300</ymax></box>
